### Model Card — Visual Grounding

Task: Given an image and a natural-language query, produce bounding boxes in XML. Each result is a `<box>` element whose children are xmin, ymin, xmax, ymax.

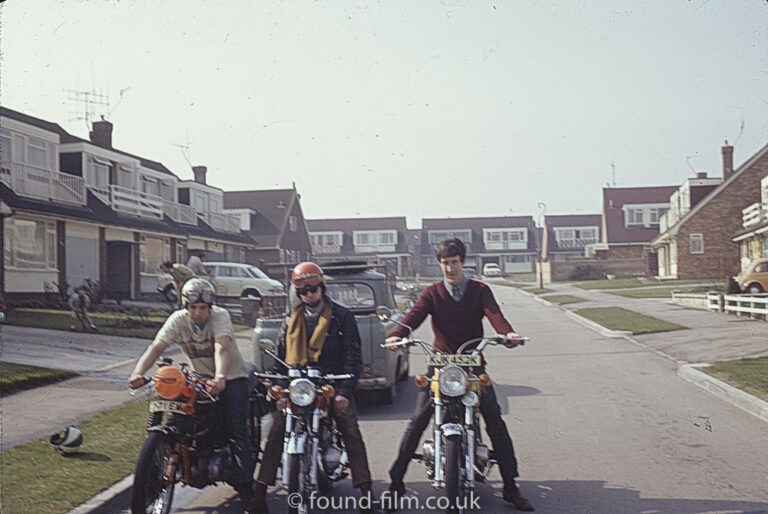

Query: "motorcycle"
<box><xmin>130</xmin><ymin>358</ymin><xmax>267</xmax><ymax>514</ymax></box>
<box><xmin>255</xmin><ymin>339</ymin><xmax>354</xmax><ymax>514</ymax></box>
<box><xmin>377</xmin><ymin>307</ymin><xmax>527</xmax><ymax>514</ymax></box>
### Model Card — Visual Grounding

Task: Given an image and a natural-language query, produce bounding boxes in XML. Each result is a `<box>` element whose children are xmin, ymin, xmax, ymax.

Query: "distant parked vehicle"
<box><xmin>158</xmin><ymin>262</ymin><xmax>284</xmax><ymax>301</ymax></box>
<box><xmin>482</xmin><ymin>263</ymin><xmax>501</xmax><ymax>277</ymax></box>
<box><xmin>732</xmin><ymin>258</ymin><xmax>768</xmax><ymax>294</ymax></box>
<box><xmin>462</xmin><ymin>266</ymin><xmax>477</xmax><ymax>279</ymax></box>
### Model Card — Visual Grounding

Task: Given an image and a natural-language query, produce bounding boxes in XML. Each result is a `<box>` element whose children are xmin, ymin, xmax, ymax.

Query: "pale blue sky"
<box><xmin>2</xmin><ymin>0</ymin><xmax>767</xmax><ymax>227</ymax></box>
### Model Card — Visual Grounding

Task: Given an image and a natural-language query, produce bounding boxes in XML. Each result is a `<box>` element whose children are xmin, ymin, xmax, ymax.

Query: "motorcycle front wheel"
<box><xmin>131</xmin><ymin>432</ymin><xmax>178</xmax><ymax>514</ymax></box>
<box><xmin>286</xmin><ymin>453</ymin><xmax>306</xmax><ymax>514</ymax></box>
<box><xmin>444</xmin><ymin>434</ymin><xmax>464</xmax><ymax>514</ymax></box>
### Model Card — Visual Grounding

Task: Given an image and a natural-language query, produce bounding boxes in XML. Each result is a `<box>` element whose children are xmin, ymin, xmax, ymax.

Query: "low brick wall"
<box><xmin>541</xmin><ymin>258</ymin><xmax>647</xmax><ymax>283</ymax></box>
<box><xmin>671</xmin><ymin>292</ymin><xmax>710</xmax><ymax>310</ymax></box>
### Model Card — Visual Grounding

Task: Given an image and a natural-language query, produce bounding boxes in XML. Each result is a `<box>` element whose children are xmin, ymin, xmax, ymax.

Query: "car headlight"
<box><xmin>439</xmin><ymin>365</ymin><xmax>468</xmax><ymax>397</ymax></box>
<box><xmin>289</xmin><ymin>378</ymin><xmax>316</xmax><ymax>407</ymax></box>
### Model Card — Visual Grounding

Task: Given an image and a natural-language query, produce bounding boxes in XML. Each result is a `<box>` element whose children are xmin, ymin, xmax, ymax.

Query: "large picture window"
<box><xmin>140</xmin><ymin>235</ymin><xmax>170</xmax><ymax>273</ymax></box>
<box><xmin>4</xmin><ymin>217</ymin><xmax>56</xmax><ymax>269</ymax></box>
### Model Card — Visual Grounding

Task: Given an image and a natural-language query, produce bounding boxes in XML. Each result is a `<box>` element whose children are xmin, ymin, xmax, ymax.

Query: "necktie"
<box><xmin>452</xmin><ymin>286</ymin><xmax>461</xmax><ymax>302</ymax></box>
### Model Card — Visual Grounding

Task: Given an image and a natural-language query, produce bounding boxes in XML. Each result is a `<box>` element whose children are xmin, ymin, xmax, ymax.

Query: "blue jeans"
<box><xmin>220</xmin><ymin>377</ymin><xmax>254</xmax><ymax>489</ymax></box>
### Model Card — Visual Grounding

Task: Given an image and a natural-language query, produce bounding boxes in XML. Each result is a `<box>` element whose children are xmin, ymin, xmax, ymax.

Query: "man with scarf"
<box><xmin>251</xmin><ymin>262</ymin><xmax>379</xmax><ymax>514</ymax></box>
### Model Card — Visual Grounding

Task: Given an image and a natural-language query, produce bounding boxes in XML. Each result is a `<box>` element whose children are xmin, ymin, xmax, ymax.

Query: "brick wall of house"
<box><xmin>596</xmin><ymin>244</ymin><xmax>647</xmax><ymax>260</ymax></box>
<box><xmin>676</xmin><ymin>151</ymin><xmax>768</xmax><ymax>279</ymax></box>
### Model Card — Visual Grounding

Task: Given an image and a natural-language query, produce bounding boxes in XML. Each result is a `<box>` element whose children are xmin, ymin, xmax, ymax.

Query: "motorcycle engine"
<box><xmin>475</xmin><ymin>442</ymin><xmax>489</xmax><ymax>468</ymax></box>
<box><xmin>422</xmin><ymin>439</ymin><xmax>435</xmax><ymax>477</ymax></box>
<box><xmin>188</xmin><ymin>447</ymin><xmax>233</xmax><ymax>487</ymax></box>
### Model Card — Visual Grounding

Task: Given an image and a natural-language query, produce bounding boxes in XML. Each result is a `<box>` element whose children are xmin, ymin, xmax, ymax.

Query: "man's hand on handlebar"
<box><xmin>384</xmin><ymin>336</ymin><xmax>402</xmax><ymax>351</ymax></box>
<box><xmin>128</xmin><ymin>374</ymin><xmax>149</xmax><ymax>389</ymax></box>
<box><xmin>503</xmin><ymin>331</ymin><xmax>526</xmax><ymax>347</ymax></box>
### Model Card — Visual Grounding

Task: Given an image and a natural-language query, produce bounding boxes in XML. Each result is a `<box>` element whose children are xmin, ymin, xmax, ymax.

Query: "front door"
<box><xmin>107</xmin><ymin>242</ymin><xmax>133</xmax><ymax>300</ymax></box>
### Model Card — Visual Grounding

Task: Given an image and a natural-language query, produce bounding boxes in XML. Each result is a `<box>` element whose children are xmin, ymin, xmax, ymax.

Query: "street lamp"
<box><xmin>536</xmin><ymin>202</ymin><xmax>546</xmax><ymax>289</ymax></box>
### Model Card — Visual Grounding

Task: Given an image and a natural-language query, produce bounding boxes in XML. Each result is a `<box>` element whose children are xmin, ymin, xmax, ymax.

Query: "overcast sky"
<box><xmin>2</xmin><ymin>1</ymin><xmax>767</xmax><ymax>228</ymax></box>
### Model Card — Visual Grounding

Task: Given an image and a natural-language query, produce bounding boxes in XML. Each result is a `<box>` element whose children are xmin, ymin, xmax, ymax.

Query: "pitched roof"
<box><xmin>307</xmin><ymin>217</ymin><xmax>407</xmax><ymax>232</ymax></box>
<box><xmin>603</xmin><ymin>185</ymin><xmax>678</xmax><ymax>244</ymax></box>
<box><xmin>223</xmin><ymin>188</ymin><xmax>298</xmax><ymax>247</ymax></box>
<box><xmin>422</xmin><ymin>215</ymin><xmax>534</xmax><ymax>230</ymax></box>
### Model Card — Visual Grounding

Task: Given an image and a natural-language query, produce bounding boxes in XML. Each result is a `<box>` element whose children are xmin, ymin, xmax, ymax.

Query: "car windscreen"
<box><xmin>247</xmin><ymin>266</ymin><xmax>270</xmax><ymax>279</ymax></box>
<box><xmin>326</xmin><ymin>282</ymin><xmax>376</xmax><ymax>310</ymax></box>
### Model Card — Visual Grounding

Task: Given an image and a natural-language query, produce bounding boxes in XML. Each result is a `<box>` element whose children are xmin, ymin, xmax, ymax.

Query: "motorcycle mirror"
<box><xmin>376</xmin><ymin>306</ymin><xmax>392</xmax><ymax>322</ymax></box>
<box><xmin>259</xmin><ymin>339</ymin><xmax>276</xmax><ymax>353</ymax></box>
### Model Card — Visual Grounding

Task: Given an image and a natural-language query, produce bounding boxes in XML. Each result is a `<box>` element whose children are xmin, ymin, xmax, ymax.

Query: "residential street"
<box><xmin>129</xmin><ymin>285</ymin><xmax>768</xmax><ymax>513</ymax></box>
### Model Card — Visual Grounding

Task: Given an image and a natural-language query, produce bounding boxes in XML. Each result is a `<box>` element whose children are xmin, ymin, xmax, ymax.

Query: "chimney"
<box><xmin>696</xmin><ymin>171</ymin><xmax>707</xmax><ymax>179</ymax></box>
<box><xmin>192</xmin><ymin>166</ymin><xmax>207</xmax><ymax>185</ymax></box>
<box><xmin>721</xmin><ymin>141</ymin><xmax>734</xmax><ymax>179</ymax></box>
<box><xmin>89</xmin><ymin>117</ymin><xmax>113</xmax><ymax>148</ymax></box>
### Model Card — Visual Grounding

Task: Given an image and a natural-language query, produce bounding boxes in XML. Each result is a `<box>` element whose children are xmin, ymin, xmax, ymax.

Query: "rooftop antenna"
<box><xmin>172</xmin><ymin>142</ymin><xmax>193</xmax><ymax>170</ymax></box>
<box><xmin>726</xmin><ymin>105</ymin><xmax>745</xmax><ymax>147</ymax></box>
<box><xmin>64</xmin><ymin>89</ymin><xmax>109</xmax><ymax>132</ymax></box>
<box><xmin>610</xmin><ymin>160</ymin><xmax>616</xmax><ymax>186</ymax></box>
<box><xmin>106</xmin><ymin>87</ymin><xmax>131</xmax><ymax>119</ymax></box>
<box><xmin>685</xmin><ymin>153</ymin><xmax>700</xmax><ymax>176</ymax></box>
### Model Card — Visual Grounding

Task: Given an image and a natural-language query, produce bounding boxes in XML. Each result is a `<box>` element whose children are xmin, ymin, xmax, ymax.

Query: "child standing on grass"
<box><xmin>68</xmin><ymin>286</ymin><xmax>97</xmax><ymax>331</ymax></box>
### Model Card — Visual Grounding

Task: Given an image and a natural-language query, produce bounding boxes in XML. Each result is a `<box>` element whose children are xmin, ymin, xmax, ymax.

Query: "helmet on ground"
<box><xmin>181</xmin><ymin>278</ymin><xmax>215</xmax><ymax>308</ymax></box>
<box><xmin>291</xmin><ymin>262</ymin><xmax>325</xmax><ymax>289</ymax></box>
<box><xmin>154</xmin><ymin>365</ymin><xmax>186</xmax><ymax>400</ymax></box>
<box><xmin>49</xmin><ymin>426</ymin><xmax>83</xmax><ymax>455</ymax></box>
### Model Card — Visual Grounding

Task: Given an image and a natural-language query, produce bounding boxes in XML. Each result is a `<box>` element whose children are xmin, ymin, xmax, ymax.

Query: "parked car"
<box><xmin>462</xmin><ymin>266</ymin><xmax>477</xmax><ymax>278</ymax></box>
<box><xmin>158</xmin><ymin>262</ymin><xmax>284</xmax><ymax>300</ymax></box>
<box><xmin>732</xmin><ymin>258</ymin><xmax>768</xmax><ymax>294</ymax></box>
<box><xmin>252</xmin><ymin>261</ymin><xmax>409</xmax><ymax>404</ymax></box>
<box><xmin>482</xmin><ymin>262</ymin><xmax>502</xmax><ymax>277</ymax></box>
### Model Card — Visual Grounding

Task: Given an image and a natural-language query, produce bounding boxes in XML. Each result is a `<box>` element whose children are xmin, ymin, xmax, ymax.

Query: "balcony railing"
<box><xmin>555</xmin><ymin>238</ymin><xmax>599</xmax><ymax>249</ymax></box>
<box><xmin>1</xmin><ymin>163</ymin><xmax>86</xmax><ymax>205</ymax></box>
<box><xmin>484</xmin><ymin>240</ymin><xmax>527</xmax><ymax>251</ymax></box>
<box><xmin>354</xmin><ymin>243</ymin><xmax>396</xmax><ymax>253</ymax></box>
<box><xmin>201</xmin><ymin>211</ymin><xmax>241</xmax><ymax>233</ymax></box>
<box><xmin>312</xmin><ymin>244</ymin><xmax>342</xmax><ymax>254</ymax></box>
<box><xmin>742</xmin><ymin>202</ymin><xmax>767</xmax><ymax>228</ymax></box>
<box><xmin>162</xmin><ymin>200</ymin><xmax>198</xmax><ymax>225</ymax></box>
<box><xmin>89</xmin><ymin>184</ymin><xmax>164</xmax><ymax>220</ymax></box>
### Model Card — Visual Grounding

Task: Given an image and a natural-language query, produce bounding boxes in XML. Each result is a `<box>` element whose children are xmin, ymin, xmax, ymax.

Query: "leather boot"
<box><xmin>249</xmin><ymin>481</ymin><xmax>269</xmax><ymax>514</ymax></box>
<box><xmin>503</xmin><ymin>482</ymin><xmax>534</xmax><ymax>511</ymax></box>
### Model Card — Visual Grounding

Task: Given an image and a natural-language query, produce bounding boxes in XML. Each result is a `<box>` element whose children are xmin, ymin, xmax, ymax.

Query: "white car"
<box><xmin>482</xmin><ymin>263</ymin><xmax>502</xmax><ymax>277</ymax></box>
<box><xmin>158</xmin><ymin>262</ymin><xmax>284</xmax><ymax>300</ymax></box>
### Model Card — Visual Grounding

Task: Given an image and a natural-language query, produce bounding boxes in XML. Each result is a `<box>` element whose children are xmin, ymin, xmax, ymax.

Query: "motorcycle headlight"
<box><xmin>439</xmin><ymin>365</ymin><xmax>468</xmax><ymax>397</ymax></box>
<box><xmin>462</xmin><ymin>391</ymin><xmax>479</xmax><ymax>407</ymax></box>
<box><xmin>288</xmin><ymin>378</ymin><xmax>316</xmax><ymax>407</ymax></box>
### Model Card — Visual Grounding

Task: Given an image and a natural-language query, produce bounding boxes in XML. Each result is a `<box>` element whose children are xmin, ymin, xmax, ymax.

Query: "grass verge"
<box><xmin>540</xmin><ymin>294</ymin><xmax>587</xmax><ymax>305</ymax></box>
<box><xmin>703</xmin><ymin>356</ymin><xmax>768</xmax><ymax>403</ymax></box>
<box><xmin>0</xmin><ymin>362</ymin><xmax>78</xmax><ymax>396</ymax></box>
<box><xmin>524</xmin><ymin>287</ymin><xmax>554</xmax><ymax>295</ymax></box>
<box><xmin>0</xmin><ymin>399</ymin><xmax>149</xmax><ymax>513</ymax></box>
<box><xmin>607</xmin><ymin>284</ymin><xmax>723</xmax><ymax>298</ymax></box>
<box><xmin>575</xmin><ymin>306</ymin><xmax>688</xmax><ymax>334</ymax></box>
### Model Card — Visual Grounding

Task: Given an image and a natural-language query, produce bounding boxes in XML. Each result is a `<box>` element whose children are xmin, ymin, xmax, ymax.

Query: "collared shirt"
<box><xmin>444</xmin><ymin>276</ymin><xmax>469</xmax><ymax>302</ymax></box>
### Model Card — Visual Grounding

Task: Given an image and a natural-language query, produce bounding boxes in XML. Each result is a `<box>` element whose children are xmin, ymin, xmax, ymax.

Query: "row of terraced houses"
<box><xmin>2</xmin><ymin>106</ymin><xmax>768</xmax><ymax>302</ymax></box>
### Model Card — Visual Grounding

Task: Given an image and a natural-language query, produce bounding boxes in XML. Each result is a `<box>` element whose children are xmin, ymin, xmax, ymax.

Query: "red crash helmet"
<box><xmin>291</xmin><ymin>262</ymin><xmax>325</xmax><ymax>288</ymax></box>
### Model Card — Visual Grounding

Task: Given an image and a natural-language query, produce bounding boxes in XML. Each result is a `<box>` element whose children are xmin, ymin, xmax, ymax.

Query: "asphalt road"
<box><xmin>137</xmin><ymin>285</ymin><xmax>768</xmax><ymax>513</ymax></box>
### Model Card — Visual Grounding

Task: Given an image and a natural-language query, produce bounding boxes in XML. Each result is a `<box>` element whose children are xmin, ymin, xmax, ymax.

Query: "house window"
<box><xmin>690</xmin><ymin>233</ymin><xmax>704</xmax><ymax>254</ymax></box>
<box><xmin>159</xmin><ymin>180</ymin><xmax>173</xmax><ymax>201</ymax></box>
<box><xmin>3</xmin><ymin>217</ymin><xmax>56</xmax><ymax>269</ymax></box>
<box><xmin>86</xmin><ymin>156</ymin><xmax>109</xmax><ymax>189</ymax></box>
<box><xmin>353</xmin><ymin>230</ymin><xmax>397</xmax><ymax>251</ymax></box>
<box><xmin>117</xmin><ymin>165</ymin><xmax>133</xmax><ymax>188</ymax></box>
<box><xmin>141</xmin><ymin>176</ymin><xmax>160</xmax><ymax>197</ymax></box>
<box><xmin>428</xmin><ymin>230</ymin><xmax>472</xmax><ymax>245</ymax></box>
<box><xmin>627</xmin><ymin>209</ymin><xmax>644</xmax><ymax>226</ymax></box>
<box><xmin>139</xmin><ymin>235</ymin><xmax>170</xmax><ymax>273</ymax></box>
<box><xmin>193</xmin><ymin>191</ymin><xmax>208</xmax><ymax>211</ymax></box>
<box><xmin>289</xmin><ymin>216</ymin><xmax>297</xmax><ymax>232</ymax></box>
<box><xmin>0</xmin><ymin>131</ymin><xmax>12</xmax><ymax>166</ymax></box>
<box><xmin>27</xmin><ymin>137</ymin><xmax>47</xmax><ymax>168</ymax></box>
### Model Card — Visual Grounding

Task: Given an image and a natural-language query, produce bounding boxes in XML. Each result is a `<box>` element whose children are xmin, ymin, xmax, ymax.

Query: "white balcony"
<box><xmin>201</xmin><ymin>211</ymin><xmax>241</xmax><ymax>234</ymax></box>
<box><xmin>313</xmin><ymin>244</ymin><xmax>342</xmax><ymax>254</ymax></box>
<box><xmin>1</xmin><ymin>163</ymin><xmax>86</xmax><ymax>205</ymax></box>
<box><xmin>354</xmin><ymin>243</ymin><xmax>396</xmax><ymax>253</ymax></box>
<box><xmin>89</xmin><ymin>184</ymin><xmax>164</xmax><ymax>221</ymax></box>
<box><xmin>162</xmin><ymin>200</ymin><xmax>198</xmax><ymax>226</ymax></box>
<box><xmin>742</xmin><ymin>202</ymin><xmax>768</xmax><ymax>228</ymax></box>
<box><xmin>484</xmin><ymin>240</ymin><xmax>527</xmax><ymax>251</ymax></box>
<box><xmin>555</xmin><ymin>238</ymin><xmax>599</xmax><ymax>249</ymax></box>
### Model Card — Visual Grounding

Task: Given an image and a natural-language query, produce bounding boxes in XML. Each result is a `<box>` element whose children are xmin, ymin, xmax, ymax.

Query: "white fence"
<box><xmin>1</xmin><ymin>164</ymin><xmax>86</xmax><ymax>205</ymax></box>
<box><xmin>706</xmin><ymin>292</ymin><xmax>768</xmax><ymax>320</ymax></box>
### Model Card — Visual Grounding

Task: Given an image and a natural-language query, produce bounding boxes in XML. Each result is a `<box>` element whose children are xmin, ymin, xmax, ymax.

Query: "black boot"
<box><xmin>249</xmin><ymin>481</ymin><xmax>269</xmax><ymax>514</ymax></box>
<box><xmin>384</xmin><ymin>481</ymin><xmax>405</xmax><ymax>513</ymax></box>
<box><xmin>503</xmin><ymin>482</ymin><xmax>534</xmax><ymax>511</ymax></box>
<box><xmin>359</xmin><ymin>482</ymin><xmax>385</xmax><ymax>514</ymax></box>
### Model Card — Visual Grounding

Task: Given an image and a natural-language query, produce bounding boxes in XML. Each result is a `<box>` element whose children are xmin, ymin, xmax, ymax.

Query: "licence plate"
<box><xmin>427</xmin><ymin>354</ymin><xmax>481</xmax><ymax>367</ymax></box>
<box><xmin>150</xmin><ymin>400</ymin><xmax>186</xmax><ymax>415</ymax></box>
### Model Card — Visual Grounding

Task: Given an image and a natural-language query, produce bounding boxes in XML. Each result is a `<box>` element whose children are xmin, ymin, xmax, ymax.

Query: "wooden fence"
<box><xmin>706</xmin><ymin>292</ymin><xmax>768</xmax><ymax>320</ymax></box>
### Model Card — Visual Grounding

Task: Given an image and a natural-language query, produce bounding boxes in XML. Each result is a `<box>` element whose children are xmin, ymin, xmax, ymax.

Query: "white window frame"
<box><xmin>353</xmin><ymin>230</ymin><xmax>397</xmax><ymax>252</ymax></box>
<box><xmin>427</xmin><ymin>230</ymin><xmax>472</xmax><ymax>245</ymax></box>
<box><xmin>690</xmin><ymin>233</ymin><xmax>704</xmax><ymax>254</ymax></box>
<box><xmin>86</xmin><ymin>156</ymin><xmax>110</xmax><ymax>189</ymax></box>
<box><xmin>3</xmin><ymin>217</ymin><xmax>57</xmax><ymax>270</ymax></box>
<box><xmin>139</xmin><ymin>235</ymin><xmax>171</xmax><ymax>274</ymax></box>
<box><xmin>623</xmin><ymin>203</ymin><xmax>670</xmax><ymax>228</ymax></box>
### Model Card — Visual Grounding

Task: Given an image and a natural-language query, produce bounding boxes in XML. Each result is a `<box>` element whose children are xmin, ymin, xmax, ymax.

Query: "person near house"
<box><xmin>384</xmin><ymin>237</ymin><xmax>534</xmax><ymax>512</ymax></box>
<box><xmin>68</xmin><ymin>286</ymin><xmax>96</xmax><ymax>331</ymax></box>
<box><xmin>251</xmin><ymin>262</ymin><xmax>381</xmax><ymax>514</ymax></box>
<box><xmin>127</xmin><ymin>278</ymin><xmax>254</xmax><ymax>508</ymax></box>
<box><xmin>160</xmin><ymin>260</ymin><xmax>195</xmax><ymax>307</ymax></box>
<box><xmin>186</xmin><ymin>252</ymin><xmax>211</xmax><ymax>277</ymax></box>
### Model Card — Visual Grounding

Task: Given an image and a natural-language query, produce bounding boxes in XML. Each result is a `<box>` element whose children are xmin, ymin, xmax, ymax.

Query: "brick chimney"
<box><xmin>696</xmin><ymin>171</ymin><xmax>707</xmax><ymax>179</ymax></box>
<box><xmin>89</xmin><ymin>117</ymin><xmax>113</xmax><ymax>148</ymax></box>
<box><xmin>721</xmin><ymin>141</ymin><xmax>734</xmax><ymax>179</ymax></box>
<box><xmin>192</xmin><ymin>165</ymin><xmax>207</xmax><ymax>185</ymax></box>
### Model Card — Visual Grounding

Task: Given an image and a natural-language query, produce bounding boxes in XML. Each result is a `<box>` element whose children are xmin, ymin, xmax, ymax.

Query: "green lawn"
<box><xmin>572</xmin><ymin>278</ymin><xmax>645</xmax><ymax>289</ymax></box>
<box><xmin>524</xmin><ymin>287</ymin><xmax>554</xmax><ymax>295</ymax></box>
<box><xmin>607</xmin><ymin>284</ymin><xmax>723</xmax><ymax>298</ymax></box>
<box><xmin>575</xmin><ymin>306</ymin><xmax>688</xmax><ymax>334</ymax></box>
<box><xmin>1</xmin><ymin>399</ymin><xmax>149</xmax><ymax>513</ymax></box>
<box><xmin>540</xmin><ymin>294</ymin><xmax>587</xmax><ymax>305</ymax></box>
<box><xmin>704</xmin><ymin>356</ymin><xmax>768</xmax><ymax>402</ymax></box>
<box><xmin>0</xmin><ymin>362</ymin><xmax>78</xmax><ymax>396</ymax></box>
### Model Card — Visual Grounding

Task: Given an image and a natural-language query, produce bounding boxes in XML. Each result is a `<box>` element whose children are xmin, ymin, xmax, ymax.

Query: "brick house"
<box><xmin>306</xmin><ymin>217</ymin><xmax>412</xmax><ymax>276</ymax></box>
<box><xmin>651</xmin><ymin>141</ymin><xmax>768</xmax><ymax>279</ymax></box>
<box><xmin>542</xmin><ymin>214</ymin><xmax>602</xmax><ymax>261</ymax></box>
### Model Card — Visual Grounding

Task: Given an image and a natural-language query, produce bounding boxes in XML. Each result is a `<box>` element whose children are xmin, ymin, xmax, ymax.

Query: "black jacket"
<box><xmin>275</xmin><ymin>298</ymin><xmax>361</xmax><ymax>398</ymax></box>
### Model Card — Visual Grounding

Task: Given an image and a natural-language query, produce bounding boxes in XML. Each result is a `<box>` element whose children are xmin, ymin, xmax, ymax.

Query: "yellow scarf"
<box><xmin>285</xmin><ymin>300</ymin><xmax>332</xmax><ymax>366</ymax></box>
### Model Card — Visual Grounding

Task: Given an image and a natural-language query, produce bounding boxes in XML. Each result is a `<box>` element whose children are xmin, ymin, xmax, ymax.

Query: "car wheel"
<box><xmin>747</xmin><ymin>283</ymin><xmax>764</xmax><ymax>295</ymax></box>
<box><xmin>242</xmin><ymin>289</ymin><xmax>262</xmax><ymax>300</ymax></box>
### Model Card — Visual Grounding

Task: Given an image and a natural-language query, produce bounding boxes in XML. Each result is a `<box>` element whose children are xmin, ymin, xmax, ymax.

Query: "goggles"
<box><xmin>296</xmin><ymin>284</ymin><xmax>320</xmax><ymax>296</ymax></box>
<box><xmin>292</xmin><ymin>273</ymin><xmax>323</xmax><ymax>288</ymax></box>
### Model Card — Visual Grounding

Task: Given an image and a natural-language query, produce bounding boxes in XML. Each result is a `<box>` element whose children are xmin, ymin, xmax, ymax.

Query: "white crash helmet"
<box><xmin>181</xmin><ymin>278</ymin><xmax>215</xmax><ymax>308</ymax></box>
<box><xmin>49</xmin><ymin>426</ymin><xmax>83</xmax><ymax>455</ymax></box>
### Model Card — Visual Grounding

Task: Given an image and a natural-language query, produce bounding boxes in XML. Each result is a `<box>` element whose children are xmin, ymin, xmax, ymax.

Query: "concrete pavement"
<box><xmin>2</xmin><ymin>283</ymin><xmax>768</xmax><ymax>512</ymax></box>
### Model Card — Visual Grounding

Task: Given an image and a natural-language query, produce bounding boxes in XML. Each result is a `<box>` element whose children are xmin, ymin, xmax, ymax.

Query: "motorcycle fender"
<box><xmin>147</xmin><ymin>426</ymin><xmax>172</xmax><ymax>436</ymax></box>
<box><xmin>441</xmin><ymin>423</ymin><xmax>464</xmax><ymax>438</ymax></box>
<box><xmin>287</xmin><ymin>432</ymin><xmax>307</xmax><ymax>454</ymax></box>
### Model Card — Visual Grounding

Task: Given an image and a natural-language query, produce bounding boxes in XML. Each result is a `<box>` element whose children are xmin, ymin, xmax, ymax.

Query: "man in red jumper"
<box><xmin>385</xmin><ymin>237</ymin><xmax>534</xmax><ymax>511</ymax></box>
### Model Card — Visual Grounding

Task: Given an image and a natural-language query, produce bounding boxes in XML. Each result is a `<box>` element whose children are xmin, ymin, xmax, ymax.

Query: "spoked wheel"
<box><xmin>444</xmin><ymin>434</ymin><xmax>464</xmax><ymax>514</ymax></box>
<box><xmin>131</xmin><ymin>433</ymin><xmax>178</xmax><ymax>514</ymax></box>
<box><xmin>286</xmin><ymin>453</ymin><xmax>310</xmax><ymax>514</ymax></box>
